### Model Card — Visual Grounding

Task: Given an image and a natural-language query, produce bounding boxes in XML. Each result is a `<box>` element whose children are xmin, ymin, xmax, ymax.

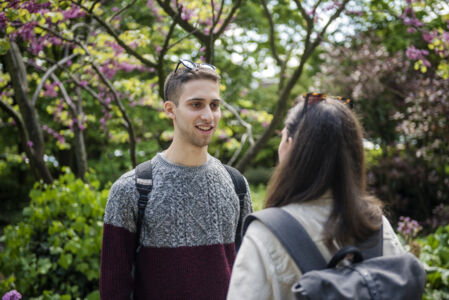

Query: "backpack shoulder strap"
<box><xmin>223</xmin><ymin>164</ymin><xmax>247</xmax><ymax>251</ymax></box>
<box><xmin>134</xmin><ymin>160</ymin><xmax>153</xmax><ymax>253</ymax></box>
<box><xmin>243</xmin><ymin>207</ymin><xmax>327</xmax><ymax>273</ymax></box>
<box><xmin>224</xmin><ymin>164</ymin><xmax>247</xmax><ymax>200</ymax></box>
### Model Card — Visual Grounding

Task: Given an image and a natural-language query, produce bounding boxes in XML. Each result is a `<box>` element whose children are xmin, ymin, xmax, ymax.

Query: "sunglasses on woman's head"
<box><xmin>298</xmin><ymin>92</ymin><xmax>353</xmax><ymax>120</ymax></box>
<box><xmin>174</xmin><ymin>59</ymin><xmax>216</xmax><ymax>73</ymax></box>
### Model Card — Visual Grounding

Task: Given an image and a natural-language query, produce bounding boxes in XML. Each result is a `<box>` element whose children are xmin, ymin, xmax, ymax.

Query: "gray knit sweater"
<box><xmin>100</xmin><ymin>152</ymin><xmax>253</xmax><ymax>299</ymax></box>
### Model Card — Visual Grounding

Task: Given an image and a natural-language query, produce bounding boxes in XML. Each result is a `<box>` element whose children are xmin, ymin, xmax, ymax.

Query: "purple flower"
<box><xmin>405</xmin><ymin>45</ymin><xmax>428</xmax><ymax>60</ymax></box>
<box><xmin>43</xmin><ymin>83</ymin><xmax>58</xmax><ymax>97</ymax></box>
<box><xmin>422</xmin><ymin>31</ymin><xmax>434</xmax><ymax>43</ymax></box>
<box><xmin>2</xmin><ymin>290</ymin><xmax>22</xmax><ymax>300</ymax></box>
<box><xmin>27</xmin><ymin>140</ymin><xmax>33</xmax><ymax>148</ymax></box>
<box><xmin>397</xmin><ymin>216</ymin><xmax>422</xmax><ymax>241</ymax></box>
<box><xmin>407</xmin><ymin>27</ymin><xmax>417</xmax><ymax>34</ymax></box>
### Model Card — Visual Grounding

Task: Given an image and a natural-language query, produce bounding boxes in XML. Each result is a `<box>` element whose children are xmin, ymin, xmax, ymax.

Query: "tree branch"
<box><xmin>215</xmin><ymin>0</ymin><xmax>242</xmax><ymax>37</ymax></box>
<box><xmin>50</xmin><ymin>73</ymin><xmax>77</xmax><ymax>114</ymax></box>
<box><xmin>293</xmin><ymin>0</ymin><xmax>313</xmax><ymax>26</ymax></box>
<box><xmin>157</xmin><ymin>13</ymin><xmax>179</xmax><ymax>99</ymax></box>
<box><xmin>108</xmin><ymin>0</ymin><xmax>138</xmax><ymax>22</ymax></box>
<box><xmin>156</xmin><ymin>0</ymin><xmax>207</xmax><ymax>43</ymax></box>
<box><xmin>77</xmin><ymin>43</ymin><xmax>138</xmax><ymax>167</ymax></box>
<box><xmin>71</xmin><ymin>0</ymin><xmax>157</xmax><ymax>68</ymax></box>
<box><xmin>260</xmin><ymin>0</ymin><xmax>282</xmax><ymax>66</ymax></box>
<box><xmin>221</xmin><ymin>100</ymin><xmax>254</xmax><ymax>145</ymax></box>
<box><xmin>31</xmin><ymin>53</ymin><xmax>78</xmax><ymax>106</ymax></box>
<box><xmin>0</xmin><ymin>99</ymin><xmax>33</xmax><ymax>158</ymax></box>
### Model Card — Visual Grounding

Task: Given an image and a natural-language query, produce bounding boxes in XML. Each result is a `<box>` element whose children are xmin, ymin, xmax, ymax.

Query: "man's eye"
<box><xmin>211</xmin><ymin>103</ymin><xmax>220</xmax><ymax>110</ymax></box>
<box><xmin>191</xmin><ymin>103</ymin><xmax>202</xmax><ymax>108</ymax></box>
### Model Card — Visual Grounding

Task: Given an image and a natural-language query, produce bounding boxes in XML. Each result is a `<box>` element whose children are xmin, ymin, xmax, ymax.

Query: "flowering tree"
<box><xmin>0</xmin><ymin>0</ymin><xmax>245</xmax><ymax>182</ymax></box>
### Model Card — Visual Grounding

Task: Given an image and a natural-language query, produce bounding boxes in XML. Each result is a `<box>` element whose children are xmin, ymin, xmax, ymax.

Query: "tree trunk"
<box><xmin>73</xmin><ymin>87</ymin><xmax>88</xmax><ymax>178</ymax></box>
<box><xmin>4</xmin><ymin>42</ymin><xmax>53</xmax><ymax>183</ymax></box>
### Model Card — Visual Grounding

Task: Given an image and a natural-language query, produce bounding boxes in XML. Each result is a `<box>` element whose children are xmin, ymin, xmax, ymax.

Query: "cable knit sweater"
<box><xmin>100</xmin><ymin>153</ymin><xmax>252</xmax><ymax>300</ymax></box>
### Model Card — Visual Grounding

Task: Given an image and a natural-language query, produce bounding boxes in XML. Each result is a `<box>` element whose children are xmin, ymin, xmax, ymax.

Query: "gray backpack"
<box><xmin>243</xmin><ymin>208</ymin><xmax>426</xmax><ymax>300</ymax></box>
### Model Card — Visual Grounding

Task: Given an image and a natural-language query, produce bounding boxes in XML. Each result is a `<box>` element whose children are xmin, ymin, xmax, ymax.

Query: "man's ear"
<box><xmin>164</xmin><ymin>101</ymin><xmax>176</xmax><ymax>120</ymax></box>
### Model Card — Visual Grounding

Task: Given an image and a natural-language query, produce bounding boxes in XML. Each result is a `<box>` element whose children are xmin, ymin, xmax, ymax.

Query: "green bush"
<box><xmin>244</xmin><ymin>167</ymin><xmax>274</xmax><ymax>186</ymax></box>
<box><xmin>0</xmin><ymin>168</ymin><xmax>108</xmax><ymax>299</ymax></box>
<box><xmin>250</xmin><ymin>184</ymin><xmax>266</xmax><ymax>212</ymax></box>
<box><xmin>419</xmin><ymin>225</ymin><xmax>449</xmax><ymax>300</ymax></box>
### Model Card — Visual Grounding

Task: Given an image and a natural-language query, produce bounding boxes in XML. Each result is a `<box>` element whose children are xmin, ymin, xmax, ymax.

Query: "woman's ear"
<box><xmin>164</xmin><ymin>101</ymin><xmax>176</xmax><ymax>120</ymax></box>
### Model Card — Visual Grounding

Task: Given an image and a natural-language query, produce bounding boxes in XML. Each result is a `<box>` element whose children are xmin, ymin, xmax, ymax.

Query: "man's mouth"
<box><xmin>195</xmin><ymin>124</ymin><xmax>215</xmax><ymax>133</ymax></box>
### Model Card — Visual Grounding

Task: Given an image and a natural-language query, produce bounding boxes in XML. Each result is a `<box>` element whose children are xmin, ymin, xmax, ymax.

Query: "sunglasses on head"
<box><xmin>164</xmin><ymin>59</ymin><xmax>217</xmax><ymax>101</ymax></box>
<box><xmin>174</xmin><ymin>59</ymin><xmax>216</xmax><ymax>73</ymax></box>
<box><xmin>300</xmin><ymin>92</ymin><xmax>353</xmax><ymax>117</ymax></box>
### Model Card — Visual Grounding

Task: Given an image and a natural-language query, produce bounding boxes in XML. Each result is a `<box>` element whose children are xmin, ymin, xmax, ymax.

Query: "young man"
<box><xmin>100</xmin><ymin>59</ymin><xmax>253</xmax><ymax>299</ymax></box>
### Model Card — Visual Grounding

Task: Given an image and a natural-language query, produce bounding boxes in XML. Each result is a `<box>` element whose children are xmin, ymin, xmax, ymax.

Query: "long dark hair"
<box><xmin>265</xmin><ymin>96</ymin><xmax>383</xmax><ymax>251</ymax></box>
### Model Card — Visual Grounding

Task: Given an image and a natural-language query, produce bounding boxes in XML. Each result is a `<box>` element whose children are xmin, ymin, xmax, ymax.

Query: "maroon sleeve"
<box><xmin>100</xmin><ymin>224</ymin><xmax>136</xmax><ymax>300</ymax></box>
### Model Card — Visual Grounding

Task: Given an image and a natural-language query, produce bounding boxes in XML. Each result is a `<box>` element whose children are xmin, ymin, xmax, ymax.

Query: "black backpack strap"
<box><xmin>134</xmin><ymin>160</ymin><xmax>153</xmax><ymax>254</ymax></box>
<box><xmin>242</xmin><ymin>207</ymin><xmax>327</xmax><ymax>273</ymax></box>
<box><xmin>223</xmin><ymin>165</ymin><xmax>247</xmax><ymax>251</ymax></box>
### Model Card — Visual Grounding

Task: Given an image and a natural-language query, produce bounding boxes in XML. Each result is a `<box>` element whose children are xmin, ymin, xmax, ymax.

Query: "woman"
<box><xmin>227</xmin><ymin>93</ymin><xmax>404</xmax><ymax>300</ymax></box>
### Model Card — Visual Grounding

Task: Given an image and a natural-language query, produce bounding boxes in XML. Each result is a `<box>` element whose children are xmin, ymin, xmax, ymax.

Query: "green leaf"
<box><xmin>0</xmin><ymin>38</ymin><xmax>10</xmax><ymax>55</ymax></box>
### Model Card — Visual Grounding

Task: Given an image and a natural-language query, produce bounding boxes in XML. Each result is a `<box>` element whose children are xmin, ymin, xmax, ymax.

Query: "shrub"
<box><xmin>0</xmin><ymin>168</ymin><xmax>108</xmax><ymax>299</ymax></box>
<box><xmin>250</xmin><ymin>184</ymin><xmax>266</xmax><ymax>212</ymax></box>
<box><xmin>419</xmin><ymin>225</ymin><xmax>449</xmax><ymax>300</ymax></box>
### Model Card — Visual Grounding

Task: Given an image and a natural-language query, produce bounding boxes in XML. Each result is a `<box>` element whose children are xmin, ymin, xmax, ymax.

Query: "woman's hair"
<box><xmin>265</xmin><ymin>95</ymin><xmax>383</xmax><ymax>251</ymax></box>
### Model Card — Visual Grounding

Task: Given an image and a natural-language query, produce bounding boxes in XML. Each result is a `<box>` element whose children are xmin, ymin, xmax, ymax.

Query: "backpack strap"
<box><xmin>134</xmin><ymin>160</ymin><xmax>153</xmax><ymax>254</ymax></box>
<box><xmin>243</xmin><ymin>207</ymin><xmax>327</xmax><ymax>273</ymax></box>
<box><xmin>223</xmin><ymin>164</ymin><xmax>247</xmax><ymax>251</ymax></box>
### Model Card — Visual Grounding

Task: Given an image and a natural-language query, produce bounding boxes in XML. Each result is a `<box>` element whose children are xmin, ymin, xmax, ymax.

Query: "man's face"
<box><xmin>165</xmin><ymin>79</ymin><xmax>221</xmax><ymax>149</ymax></box>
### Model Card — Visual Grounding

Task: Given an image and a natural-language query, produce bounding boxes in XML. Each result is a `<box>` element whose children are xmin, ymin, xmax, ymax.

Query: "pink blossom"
<box><xmin>405</xmin><ymin>45</ymin><xmax>428</xmax><ymax>60</ymax></box>
<box><xmin>156</xmin><ymin>46</ymin><xmax>163</xmax><ymax>53</ymax></box>
<box><xmin>104</xmin><ymin>41</ymin><xmax>124</xmax><ymax>54</ymax></box>
<box><xmin>181</xmin><ymin>8</ymin><xmax>194</xmax><ymax>21</ymax></box>
<box><xmin>43</xmin><ymin>82</ymin><xmax>58</xmax><ymax>97</ymax></box>
<box><xmin>422</xmin><ymin>31</ymin><xmax>434</xmax><ymax>43</ymax></box>
<box><xmin>407</xmin><ymin>27</ymin><xmax>417</xmax><ymax>34</ymax></box>
<box><xmin>79</xmin><ymin>80</ymin><xmax>88</xmax><ymax>87</ymax></box>
<box><xmin>119</xmin><ymin>62</ymin><xmax>137</xmax><ymax>72</ymax></box>
<box><xmin>27</xmin><ymin>140</ymin><xmax>33</xmax><ymax>148</ymax></box>
<box><xmin>62</xmin><ymin>5</ymin><xmax>86</xmax><ymax>19</ymax></box>
<box><xmin>0</xmin><ymin>12</ymin><xmax>6</xmax><ymax>31</ymax></box>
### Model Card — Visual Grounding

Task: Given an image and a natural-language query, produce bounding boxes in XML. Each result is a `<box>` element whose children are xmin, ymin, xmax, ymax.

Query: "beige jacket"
<box><xmin>227</xmin><ymin>192</ymin><xmax>405</xmax><ymax>300</ymax></box>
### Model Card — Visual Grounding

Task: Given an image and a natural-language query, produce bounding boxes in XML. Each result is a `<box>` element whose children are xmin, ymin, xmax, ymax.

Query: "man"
<box><xmin>100</xmin><ymin>59</ymin><xmax>253</xmax><ymax>299</ymax></box>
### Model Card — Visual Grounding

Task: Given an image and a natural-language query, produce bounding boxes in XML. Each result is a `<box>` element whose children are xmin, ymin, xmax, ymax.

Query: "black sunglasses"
<box><xmin>164</xmin><ymin>59</ymin><xmax>217</xmax><ymax>101</ymax></box>
<box><xmin>300</xmin><ymin>92</ymin><xmax>353</xmax><ymax>118</ymax></box>
<box><xmin>174</xmin><ymin>59</ymin><xmax>216</xmax><ymax>73</ymax></box>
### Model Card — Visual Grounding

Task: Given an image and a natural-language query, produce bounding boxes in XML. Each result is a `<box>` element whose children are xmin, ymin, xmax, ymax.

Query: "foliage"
<box><xmin>249</xmin><ymin>184</ymin><xmax>266</xmax><ymax>212</ymax></box>
<box><xmin>0</xmin><ymin>168</ymin><xmax>108</xmax><ymax>299</ymax></box>
<box><xmin>313</xmin><ymin>33</ymin><xmax>449</xmax><ymax>222</ymax></box>
<box><xmin>418</xmin><ymin>225</ymin><xmax>449</xmax><ymax>300</ymax></box>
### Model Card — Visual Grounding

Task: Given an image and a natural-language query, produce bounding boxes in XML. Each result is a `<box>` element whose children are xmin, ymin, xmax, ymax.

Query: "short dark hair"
<box><xmin>163</xmin><ymin>67</ymin><xmax>221</xmax><ymax>104</ymax></box>
<box><xmin>265</xmin><ymin>96</ymin><xmax>383</xmax><ymax>251</ymax></box>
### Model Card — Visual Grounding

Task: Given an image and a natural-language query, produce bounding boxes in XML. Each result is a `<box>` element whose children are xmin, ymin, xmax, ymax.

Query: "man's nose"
<box><xmin>200</xmin><ymin>106</ymin><xmax>213</xmax><ymax>122</ymax></box>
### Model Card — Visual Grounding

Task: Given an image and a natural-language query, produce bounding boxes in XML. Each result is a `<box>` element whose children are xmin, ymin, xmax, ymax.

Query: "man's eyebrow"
<box><xmin>186</xmin><ymin>97</ymin><xmax>222</xmax><ymax>102</ymax></box>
